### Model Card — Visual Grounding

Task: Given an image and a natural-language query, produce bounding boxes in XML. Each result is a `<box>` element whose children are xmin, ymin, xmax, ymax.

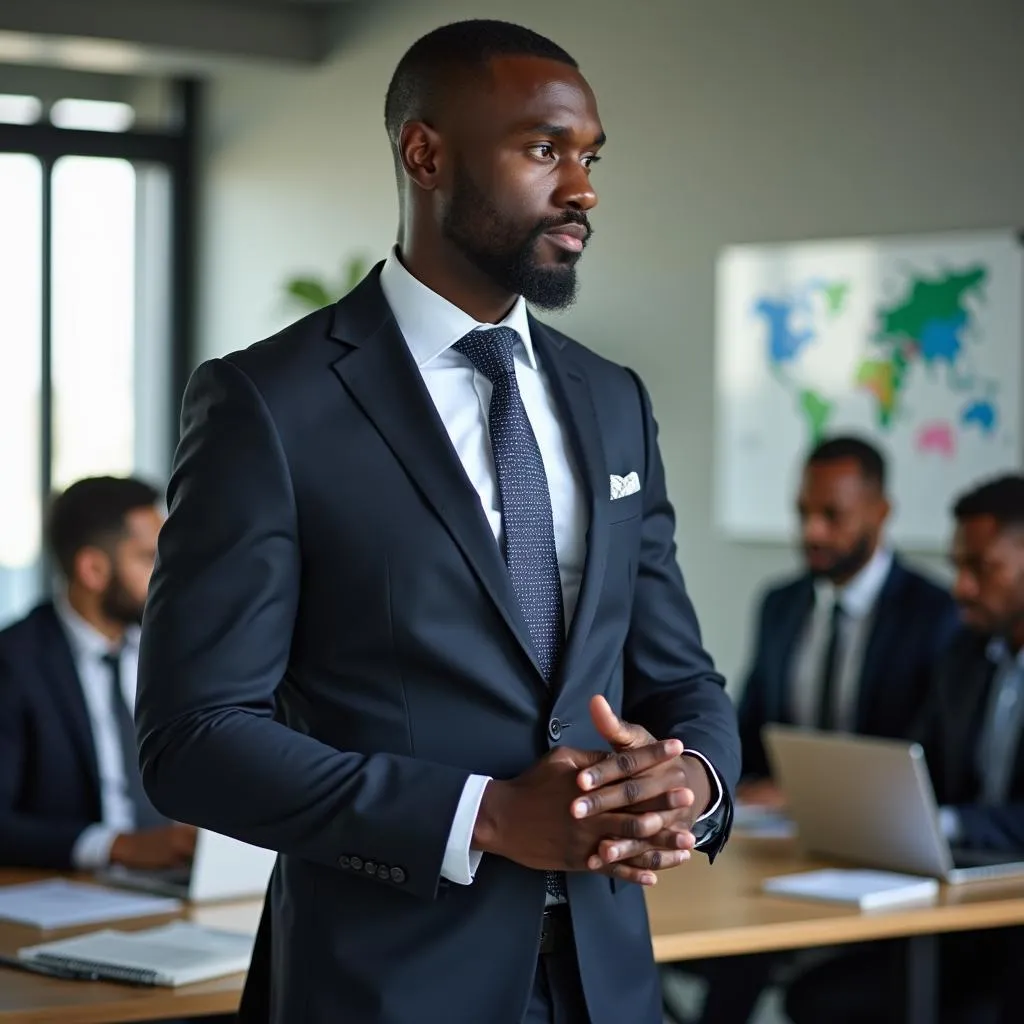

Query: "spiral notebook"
<box><xmin>17</xmin><ymin>921</ymin><xmax>255</xmax><ymax>987</ymax></box>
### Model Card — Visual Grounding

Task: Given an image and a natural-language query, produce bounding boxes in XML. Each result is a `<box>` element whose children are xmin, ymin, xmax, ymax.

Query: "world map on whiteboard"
<box><xmin>715</xmin><ymin>231</ymin><xmax>1023</xmax><ymax>547</ymax></box>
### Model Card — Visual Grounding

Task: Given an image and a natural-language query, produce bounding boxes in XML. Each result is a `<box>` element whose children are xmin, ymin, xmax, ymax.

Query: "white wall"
<box><xmin>198</xmin><ymin>0</ymin><xmax>1024</xmax><ymax>690</ymax></box>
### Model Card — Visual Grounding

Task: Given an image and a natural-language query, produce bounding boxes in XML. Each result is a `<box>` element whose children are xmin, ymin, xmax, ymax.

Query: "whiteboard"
<box><xmin>714</xmin><ymin>229</ymin><xmax>1023</xmax><ymax>549</ymax></box>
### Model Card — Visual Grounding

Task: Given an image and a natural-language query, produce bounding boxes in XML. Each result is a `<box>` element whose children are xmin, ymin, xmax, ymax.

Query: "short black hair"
<box><xmin>384</xmin><ymin>19</ymin><xmax>577</xmax><ymax>162</ymax></box>
<box><xmin>805</xmin><ymin>435</ymin><xmax>887</xmax><ymax>491</ymax></box>
<box><xmin>952</xmin><ymin>474</ymin><xmax>1024</xmax><ymax>529</ymax></box>
<box><xmin>47</xmin><ymin>476</ymin><xmax>159</xmax><ymax>579</ymax></box>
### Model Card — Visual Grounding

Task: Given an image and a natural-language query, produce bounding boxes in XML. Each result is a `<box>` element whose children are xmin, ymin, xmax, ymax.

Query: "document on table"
<box><xmin>0</xmin><ymin>879</ymin><xmax>181</xmax><ymax>929</ymax></box>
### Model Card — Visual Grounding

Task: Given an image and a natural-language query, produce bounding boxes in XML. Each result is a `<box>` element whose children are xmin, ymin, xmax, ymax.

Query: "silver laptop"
<box><xmin>97</xmin><ymin>828</ymin><xmax>277</xmax><ymax>902</ymax></box>
<box><xmin>762</xmin><ymin>725</ymin><xmax>1024</xmax><ymax>885</ymax></box>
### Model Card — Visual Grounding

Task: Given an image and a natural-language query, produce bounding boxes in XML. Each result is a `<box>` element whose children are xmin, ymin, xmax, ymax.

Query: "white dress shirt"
<box><xmin>54</xmin><ymin>594</ymin><xmax>140</xmax><ymax>869</ymax></box>
<box><xmin>790</xmin><ymin>546</ymin><xmax>894</xmax><ymax>731</ymax></box>
<box><xmin>379</xmin><ymin>250</ymin><xmax>721</xmax><ymax>885</ymax></box>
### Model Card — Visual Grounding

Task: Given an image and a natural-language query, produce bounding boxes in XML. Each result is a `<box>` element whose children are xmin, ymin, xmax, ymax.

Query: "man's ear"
<box><xmin>399</xmin><ymin>121</ymin><xmax>444</xmax><ymax>191</ymax></box>
<box><xmin>74</xmin><ymin>545</ymin><xmax>113</xmax><ymax>595</ymax></box>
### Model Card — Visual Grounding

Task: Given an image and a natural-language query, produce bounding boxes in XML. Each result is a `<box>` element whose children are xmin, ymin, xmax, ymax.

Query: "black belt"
<box><xmin>539</xmin><ymin>904</ymin><xmax>573</xmax><ymax>955</ymax></box>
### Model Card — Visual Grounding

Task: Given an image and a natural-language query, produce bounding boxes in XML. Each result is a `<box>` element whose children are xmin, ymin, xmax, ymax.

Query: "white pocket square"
<box><xmin>610</xmin><ymin>471</ymin><xmax>641</xmax><ymax>500</ymax></box>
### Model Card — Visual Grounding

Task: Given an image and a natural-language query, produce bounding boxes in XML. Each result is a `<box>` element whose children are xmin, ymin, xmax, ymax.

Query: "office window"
<box><xmin>0</xmin><ymin>94</ymin><xmax>42</xmax><ymax>125</ymax></box>
<box><xmin>0</xmin><ymin>79</ymin><xmax>196</xmax><ymax>628</ymax></box>
<box><xmin>0</xmin><ymin>154</ymin><xmax>43</xmax><ymax>619</ymax></box>
<box><xmin>50</xmin><ymin>98</ymin><xmax>135</xmax><ymax>133</ymax></box>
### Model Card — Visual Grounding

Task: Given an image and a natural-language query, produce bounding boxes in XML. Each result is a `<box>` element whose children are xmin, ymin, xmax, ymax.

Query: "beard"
<box><xmin>100</xmin><ymin>573</ymin><xmax>145</xmax><ymax>627</ymax></box>
<box><xmin>441</xmin><ymin>160</ymin><xmax>590</xmax><ymax>311</ymax></box>
<box><xmin>805</xmin><ymin>531</ymin><xmax>874</xmax><ymax>583</ymax></box>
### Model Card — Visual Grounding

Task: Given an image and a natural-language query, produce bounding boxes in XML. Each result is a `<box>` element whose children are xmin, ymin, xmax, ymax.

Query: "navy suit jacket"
<box><xmin>918</xmin><ymin>629</ymin><xmax>1024</xmax><ymax>852</ymax></box>
<box><xmin>738</xmin><ymin>558</ymin><xmax>959</xmax><ymax>779</ymax></box>
<box><xmin>0</xmin><ymin>603</ymin><xmax>105</xmax><ymax>868</ymax></box>
<box><xmin>135</xmin><ymin>267</ymin><xmax>741</xmax><ymax>1024</ymax></box>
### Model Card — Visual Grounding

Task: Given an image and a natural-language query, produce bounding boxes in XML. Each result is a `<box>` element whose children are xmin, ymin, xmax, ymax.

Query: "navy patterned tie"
<box><xmin>454</xmin><ymin>326</ymin><xmax>567</xmax><ymax>901</ymax></box>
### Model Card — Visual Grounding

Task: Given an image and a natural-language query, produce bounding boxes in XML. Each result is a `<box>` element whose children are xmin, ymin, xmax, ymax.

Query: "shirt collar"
<box><xmin>986</xmin><ymin>637</ymin><xmax>1024</xmax><ymax>668</ymax></box>
<box><xmin>53</xmin><ymin>591</ymin><xmax>140</xmax><ymax>661</ymax></box>
<box><xmin>814</xmin><ymin>546</ymin><xmax>894</xmax><ymax>618</ymax></box>
<box><xmin>379</xmin><ymin>247</ymin><xmax>536</xmax><ymax>369</ymax></box>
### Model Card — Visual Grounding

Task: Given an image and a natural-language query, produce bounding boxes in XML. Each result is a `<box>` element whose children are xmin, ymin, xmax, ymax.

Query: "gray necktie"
<box><xmin>102</xmin><ymin>651</ymin><xmax>166</xmax><ymax>829</ymax></box>
<box><xmin>454</xmin><ymin>327</ymin><xmax>567</xmax><ymax>903</ymax></box>
<box><xmin>980</xmin><ymin>656</ymin><xmax>1024</xmax><ymax>804</ymax></box>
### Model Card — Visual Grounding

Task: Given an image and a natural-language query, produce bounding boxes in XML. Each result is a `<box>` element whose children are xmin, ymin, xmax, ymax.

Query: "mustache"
<box><xmin>532</xmin><ymin>212</ymin><xmax>593</xmax><ymax>242</ymax></box>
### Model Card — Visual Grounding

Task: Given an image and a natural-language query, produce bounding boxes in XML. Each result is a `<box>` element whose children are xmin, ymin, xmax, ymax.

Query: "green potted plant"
<box><xmin>283</xmin><ymin>254</ymin><xmax>369</xmax><ymax>312</ymax></box>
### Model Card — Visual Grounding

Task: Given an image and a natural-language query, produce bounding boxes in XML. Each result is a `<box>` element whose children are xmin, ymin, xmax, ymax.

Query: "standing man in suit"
<box><xmin>784</xmin><ymin>474</ymin><xmax>1024</xmax><ymax>1024</ymax></box>
<box><xmin>737</xmin><ymin>435</ymin><xmax>958</xmax><ymax>803</ymax></box>
<box><xmin>136</xmin><ymin>19</ymin><xmax>740</xmax><ymax>1024</ymax></box>
<box><xmin>0</xmin><ymin>476</ymin><xmax>195</xmax><ymax>870</ymax></box>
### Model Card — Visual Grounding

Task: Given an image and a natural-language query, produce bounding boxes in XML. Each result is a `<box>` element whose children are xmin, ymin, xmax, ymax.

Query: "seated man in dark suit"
<box><xmin>0</xmin><ymin>476</ymin><xmax>196</xmax><ymax>871</ymax></box>
<box><xmin>737</xmin><ymin>435</ymin><xmax>959</xmax><ymax>805</ymax></box>
<box><xmin>784</xmin><ymin>474</ymin><xmax>1024</xmax><ymax>1024</ymax></box>
<box><xmin>677</xmin><ymin>438</ymin><xmax>959</xmax><ymax>1024</ymax></box>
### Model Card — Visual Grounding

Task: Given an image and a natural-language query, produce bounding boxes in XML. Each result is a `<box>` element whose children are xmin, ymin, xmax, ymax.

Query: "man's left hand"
<box><xmin>574</xmin><ymin>695</ymin><xmax>711</xmax><ymax>874</ymax></box>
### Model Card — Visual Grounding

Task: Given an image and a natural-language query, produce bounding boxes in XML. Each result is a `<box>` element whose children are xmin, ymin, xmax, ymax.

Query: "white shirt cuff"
<box><xmin>71</xmin><ymin>824</ymin><xmax>120</xmax><ymax>870</ymax></box>
<box><xmin>683</xmin><ymin>749</ymin><xmax>724</xmax><ymax>847</ymax></box>
<box><xmin>441</xmin><ymin>774</ymin><xmax>491</xmax><ymax>885</ymax></box>
<box><xmin>938</xmin><ymin>806</ymin><xmax>963</xmax><ymax>844</ymax></box>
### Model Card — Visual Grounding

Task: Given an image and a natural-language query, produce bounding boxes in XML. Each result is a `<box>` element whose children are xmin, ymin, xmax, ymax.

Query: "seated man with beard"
<box><xmin>676</xmin><ymin>437</ymin><xmax>959</xmax><ymax>1024</ymax></box>
<box><xmin>0</xmin><ymin>476</ymin><xmax>196</xmax><ymax>871</ymax></box>
<box><xmin>783</xmin><ymin>474</ymin><xmax>1024</xmax><ymax>1024</ymax></box>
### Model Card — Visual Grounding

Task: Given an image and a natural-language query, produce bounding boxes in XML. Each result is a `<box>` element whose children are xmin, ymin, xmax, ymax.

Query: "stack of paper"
<box><xmin>18</xmin><ymin>921</ymin><xmax>255</xmax><ymax>986</ymax></box>
<box><xmin>762</xmin><ymin>868</ymin><xmax>939</xmax><ymax>910</ymax></box>
<box><xmin>0</xmin><ymin>879</ymin><xmax>181</xmax><ymax>929</ymax></box>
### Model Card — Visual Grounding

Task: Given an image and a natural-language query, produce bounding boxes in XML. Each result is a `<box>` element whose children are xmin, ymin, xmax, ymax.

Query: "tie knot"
<box><xmin>454</xmin><ymin>327</ymin><xmax>519</xmax><ymax>383</ymax></box>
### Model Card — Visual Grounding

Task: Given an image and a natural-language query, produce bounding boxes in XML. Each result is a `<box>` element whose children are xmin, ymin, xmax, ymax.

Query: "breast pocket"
<box><xmin>608</xmin><ymin>491</ymin><xmax>643</xmax><ymax>524</ymax></box>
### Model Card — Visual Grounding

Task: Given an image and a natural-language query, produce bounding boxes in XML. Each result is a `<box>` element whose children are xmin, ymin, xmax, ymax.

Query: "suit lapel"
<box><xmin>530</xmin><ymin>318</ymin><xmax>609</xmax><ymax>691</ymax></box>
<box><xmin>37</xmin><ymin>605</ymin><xmax>101</xmax><ymax>797</ymax></box>
<box><xmin>854</xmin><ymin>560</ymin><xmax>905</xmax><ymax>728</ymax></box>
<box><xmin>328</xmin><ymin>269</ymin><xmax>545</xmax><ymax>685</ymax></box>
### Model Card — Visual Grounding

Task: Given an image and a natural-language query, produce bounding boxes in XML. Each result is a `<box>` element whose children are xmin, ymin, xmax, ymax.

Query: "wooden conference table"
<box><xmin>3</xmin><ymin>838</ymin><xmax>1024</xmax><ymax>1023</ymax></box>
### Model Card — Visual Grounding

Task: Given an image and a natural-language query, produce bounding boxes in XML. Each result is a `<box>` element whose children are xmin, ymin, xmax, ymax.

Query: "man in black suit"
<box><xmin>784</xmin><ymin>474</ymin><xmax>1024</xmax><ymax>1024</ymax></box>
<box><xmin>0</xmin><ymin>476</ymin><xmax>196</xmax><ymax>870</ymax></box>
<box><xmin>135</xmin><ymin>19</ymin><xmax>740</xmax><ymax>1024</ymax></box>
<box><xmin>737</xmin><ymin>435</ymin><xmax>958</xmax><ymax>803</ymax></box>
<box><xmin>682</xmin><ymin>437</ymin><xmax>958</xmax><ymax>1024</ymax></box>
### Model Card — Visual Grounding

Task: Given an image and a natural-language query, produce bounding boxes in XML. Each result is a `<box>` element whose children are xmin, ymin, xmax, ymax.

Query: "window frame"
<box><xmin>0</xmin><ymin>77</ymin><xmax>199</xmax><ymax>557</ymax></box>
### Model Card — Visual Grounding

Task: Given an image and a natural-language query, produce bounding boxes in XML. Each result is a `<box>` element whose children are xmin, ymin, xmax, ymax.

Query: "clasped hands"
<box><xmin>473</xmin><ymin>695</ymin><xmax>710</xmax><ymax>886</ymax></box>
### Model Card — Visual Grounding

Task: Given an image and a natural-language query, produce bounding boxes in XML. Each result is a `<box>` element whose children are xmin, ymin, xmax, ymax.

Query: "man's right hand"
<box><xmin>109</xmin><ymin>824</ymin><xmax>197</xmax><ymax>869</ymax></box>
<box><xmin>472</xmin><ymin>741</ymin><xmax>689</xmax><ymax>885</ymax></box>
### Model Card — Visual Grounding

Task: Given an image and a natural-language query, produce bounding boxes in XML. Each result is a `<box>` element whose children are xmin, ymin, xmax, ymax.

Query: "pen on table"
<box><xmin>0</xmin><ymin>952</ymin><xmax>100</xmax><ymax>982</ymax></box>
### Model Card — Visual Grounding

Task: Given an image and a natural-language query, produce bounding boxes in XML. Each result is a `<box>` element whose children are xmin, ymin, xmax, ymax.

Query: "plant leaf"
<box><xmin>284</xmin><ymin>278</ymin><xmax>335</xmax><ymax>309</ymax></box>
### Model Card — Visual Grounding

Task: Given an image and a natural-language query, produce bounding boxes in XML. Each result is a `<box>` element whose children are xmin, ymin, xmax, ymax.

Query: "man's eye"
<box><xmin>582</xmin><ymin>154</ymin><xmax>601</xmax><ymax>170</ymax></box>
<box><xmin>531</xmin><ymin>144</ymin><xmax>554</xmax><ymax>159</ymax></box>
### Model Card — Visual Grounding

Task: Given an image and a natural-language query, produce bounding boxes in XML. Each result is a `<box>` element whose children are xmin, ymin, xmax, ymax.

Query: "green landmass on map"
<box><xmin>855</xmin><ymin>266</ymin><xmax>987</xmax><ymax>428</ymax></box>
<box><xmin>822</xmin><ymin>282</ymin><xmax>849</xmax><ymax>317</ymax></box>
<box><xmin>797</xmin><ymin>388</ymin><xmax>833</xmax><ymax>444</ymax></box>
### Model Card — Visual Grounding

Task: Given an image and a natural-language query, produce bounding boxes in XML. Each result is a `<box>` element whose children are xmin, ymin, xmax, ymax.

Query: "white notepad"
<box><xmin>0</xmin><ymin>879</ymin><xmax>181</xmax><ymax>929</ymax></box>
<box><xmin>762</xmin><ymin>869</ymin><xmax>940</xmax><ymax>910</ymax></box>
<box><xmin>18</xmin><ymin>921</ymin><xmax>255</xmax><ymax>987</ymax></box>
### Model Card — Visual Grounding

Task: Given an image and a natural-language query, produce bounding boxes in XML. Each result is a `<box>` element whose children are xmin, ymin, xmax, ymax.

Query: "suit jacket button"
<box><xmin>338</xmin><ymin>855</ymin><xmax>351</xmax><ymax>869</ymax></box>
<box><xmin>350</xmin><ymin>856</ymin><xmax>363</xmax><ymax>871</ymax></box>
<box><xmin>364</xmin><ymin>860</ymin><xmax>377</xmax><ymax>875</ymax></box>
<box><xmin>377</xmin><ymin>865</ymin><xmax>390</xmax><ymax>881</ymax></box>
<box><xmin>390</xmin><ymin>867</ymin><xmax>406</xmax><ymax>884</ymax></box>
<box><xmin>548</xmin><ymin>718</ymin><xmax>562</xmax><ymax>741</ymax></box>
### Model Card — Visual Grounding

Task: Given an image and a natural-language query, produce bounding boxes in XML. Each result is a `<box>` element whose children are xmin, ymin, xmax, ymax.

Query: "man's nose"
<box><xmin>555</xmin><ymin>163</ymin><xmax>598</xmax><ymax>213</ymax></box>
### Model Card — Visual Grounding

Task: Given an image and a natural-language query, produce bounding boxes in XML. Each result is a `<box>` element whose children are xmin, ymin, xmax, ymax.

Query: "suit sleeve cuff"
<box><xmin>72</xmin><ymin>824</ymin><xmax>120</xmax><ymax>870</ymax></box>
<box><xmin>683</xmin><ymin>750</ymin><xmax>724</xmax><ymax>848</ymax></box>
<box><xmin>938</xmin><ymin>805</ymin><xmax>963</xmax><ymax>844</ymax></box>
<box><xmin>440</xmin><ymin>774</ymin><xmax>491</xmax><ymax>885</ymax></box>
